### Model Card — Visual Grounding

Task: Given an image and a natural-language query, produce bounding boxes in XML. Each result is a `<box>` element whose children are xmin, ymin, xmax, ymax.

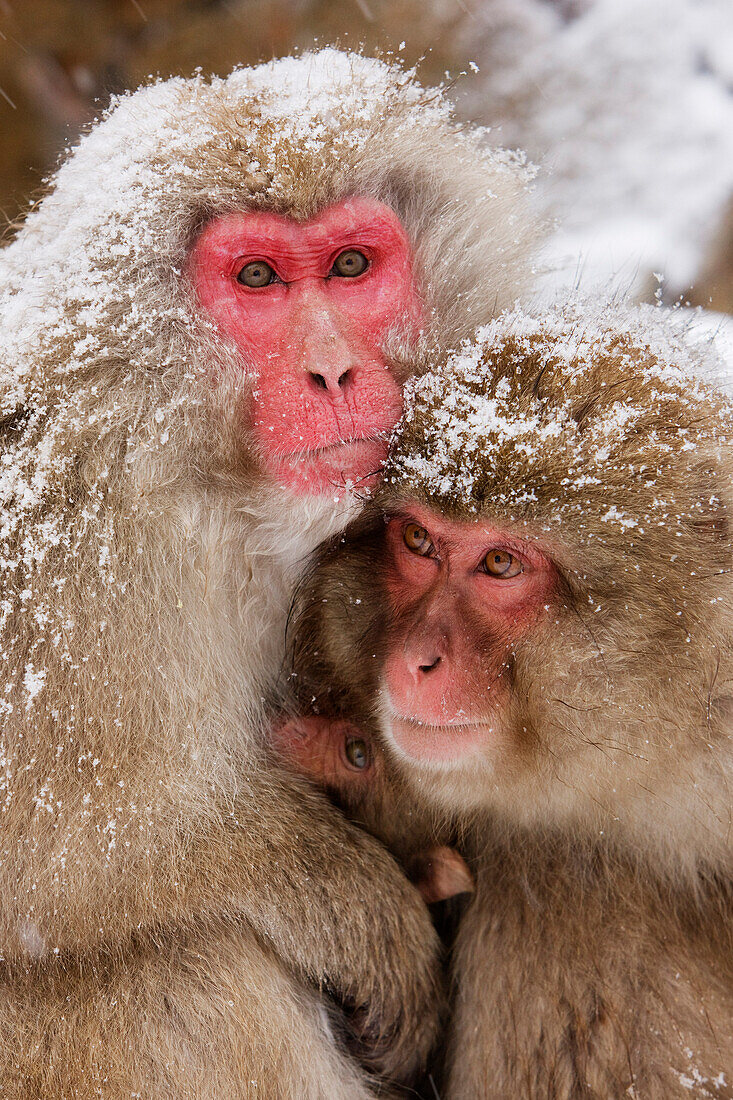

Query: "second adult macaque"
<box><xmin>287</xmin><ymin>309</ymin><xmax>733</xmax><ymax>1099</ymax></box>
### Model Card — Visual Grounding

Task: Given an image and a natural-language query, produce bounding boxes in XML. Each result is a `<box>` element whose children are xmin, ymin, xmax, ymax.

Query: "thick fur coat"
<box><xmin>292</xmin><ymin>305</ymin><xmax>733</xmax><ymax>1098</ymax></box>
<box><xmin>0</xmin><ymin>50</ymin><xmax>536</xmax><ymax>1097</ymax></box>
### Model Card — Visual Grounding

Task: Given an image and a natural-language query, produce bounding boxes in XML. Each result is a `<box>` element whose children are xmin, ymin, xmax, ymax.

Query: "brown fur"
<box><xmin>289</xmin><ymin>306</ymin><xmax>733</xmax><ymax>1097</ymax></box>
<box><xmin>0</xmin><ymin>53</ymin><xmax>537</xmax><ymax>1096</ymax></box>
<box><xmin>270</xmin><ymin>716</ymin><xmax>457</xmax><ymax>890</ymax></box>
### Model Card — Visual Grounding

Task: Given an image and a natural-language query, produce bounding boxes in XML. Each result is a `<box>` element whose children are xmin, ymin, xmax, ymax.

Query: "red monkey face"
<box><xmin>272</xmin><ymin>716</ymin><xmax>377</xmax><ymax>793</ymax></box>
<box><xmin>188</xmin><ymin>197</ymin><xmax>422</xmax><ymax>495</ymax></box>
<box><xmin>382</xmin><ymin>504</ymin><xmax>557</xmax><ymax>765</ymax></box>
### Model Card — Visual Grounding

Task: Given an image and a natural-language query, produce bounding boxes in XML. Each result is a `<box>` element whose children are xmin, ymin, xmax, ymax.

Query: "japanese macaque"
<box><xmin>287</xmin><ymin>306</ymin><xmax>733</xmax><ymax>1098</ymax></box>
<box><xmin>271</xmin><ymin>716</ymin><xmax>474</xmax><ymax>906</ymax></box>
<box><xmin>0</xmin><ymin>50</ymin><xmax>536</xmax><ymax>1097</ymax></box>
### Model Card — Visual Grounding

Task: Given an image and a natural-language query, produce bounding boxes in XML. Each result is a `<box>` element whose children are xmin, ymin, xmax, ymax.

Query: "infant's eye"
<box><xmin>344</xmin><ymin>737</ymin><xmax>370</xmax><ymax>770</ymax></box>
<box><xmin>403</xmin><ymin>523</ymin><xmax>434</xmax><ymax>557</ymax></box>
<box><xmin>237</xmin><ymin>260</ymin><xmax>277</xmax><ymax>287</ymax></box>
<box><xmin>332</xmin><ymin>249</ymin><xmax>369</xmax><ymax>277</ymax></box>
<box><xmin>482</xmin><ymin>550</ymin><xmax>523</xmax><ymax>578</ymax></box>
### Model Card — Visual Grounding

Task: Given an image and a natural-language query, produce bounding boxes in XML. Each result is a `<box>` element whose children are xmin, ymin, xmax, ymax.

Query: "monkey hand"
<box><xmin>406</xmin><ymin>844</ymin><xmax>475</xmax><ymax>904</ymax></box>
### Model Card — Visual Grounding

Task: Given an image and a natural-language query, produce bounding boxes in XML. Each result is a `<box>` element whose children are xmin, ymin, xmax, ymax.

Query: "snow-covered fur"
<box><xmin>381</xmin><ymin>305</ymin><xmax>733</xmax><ymax>1097</ymax></box>
<box><xmin>385</xmin><ymin>305</ymin><xmax>733</xmax><ymax>856</ymax></box>
<box><xmin>0</xmin><ymin>47</ymin><xmax>534</xmax><ymax>751</ymax></box>
<box><xmin>0</xmin><ymin>50</ymin><xmax>535</xmax><ymax>1095</ymax></box>
<box><xmin>288</xmin><ymin>302</ymin><xmax>733</xmax><ymax>1096</ymax></box>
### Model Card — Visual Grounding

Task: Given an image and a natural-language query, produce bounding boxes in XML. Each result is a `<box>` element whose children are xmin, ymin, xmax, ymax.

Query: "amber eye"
<box><xmin>344</xmin><ymin>737</ymin><xmax>370</xmax><ymax>770</ymax></box>
<box><xmin>331</xmin><ymin>249</ymin><xmax>369</xmax><ymax>278</ymax></box>
<box><xmin>403</xmin><ymin>523</ymin><xmax>434</xmax><ymax>557</ymax></box>
<box><xmin>237</xmin><ymin>260</ymin><xmax>277</xmax><ymax>287</ymax></box>
<box><xmin>482</xmin><ymin>550</ymin><xmax>523</xmax><ymax>578</ymax></box>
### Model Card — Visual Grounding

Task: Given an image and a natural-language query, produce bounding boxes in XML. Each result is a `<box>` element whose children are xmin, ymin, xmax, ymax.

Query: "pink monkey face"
<box><xmin>382</xmin><ymin>505</ymin><xmax>557</xmax><ymax>764</ymax></box>
<box><xmin>272</xmin><ymin>717</ymin><xmax>378</xmax><ymax>791</ymax></box>
<box><xmin>188</xmin><ymin>198</ymin><xmax>422</xmax><ymax>495</ymax></box>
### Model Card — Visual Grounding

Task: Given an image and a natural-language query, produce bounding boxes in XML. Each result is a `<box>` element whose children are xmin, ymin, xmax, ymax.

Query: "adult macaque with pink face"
<box><xmin>382</xmin><ymin>505</ymin><xmax>557</xmax><ymax>765</ymax></box>
<box><xmin>288</xmin><ymin>308</ymin><xmax>733</xmax><ymax>1098</ymax></box>
<box><xmin>0</xmin><ymin>51</ymin><xmax>537</xmax><ymax>1095</ymax></box>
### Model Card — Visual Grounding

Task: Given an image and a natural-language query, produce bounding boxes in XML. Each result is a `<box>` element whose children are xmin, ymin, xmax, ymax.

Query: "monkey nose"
<box><xmin>418</xmin><ymin>655</ymin><xmax>441</xmax><ymax>675</ymax></box>
<box><xmin>308</xmin><ymin>367</ymin><xmax>353</xmax><ymax>396</ymax></box>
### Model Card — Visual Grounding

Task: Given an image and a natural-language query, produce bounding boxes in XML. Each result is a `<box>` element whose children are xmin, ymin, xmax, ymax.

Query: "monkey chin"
<box><xmin>265</xmin><ymin>438</ymin><xmax>389</xmax><ymax>496</ymax></box>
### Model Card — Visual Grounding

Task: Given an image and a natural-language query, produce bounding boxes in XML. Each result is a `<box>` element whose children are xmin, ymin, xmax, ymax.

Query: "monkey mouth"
<box><xmin>386</xmin><ymin>712</ymin><xmax>494</xmax><ymax>765</ymax></box>
<box><xmin>285</xmin><ymin>432</ymin><xmax>389</xmax><ymax>461</ymax></box>
<box><xmin>393</xmin><ymin>715</ymin><xmax>481</xmax><ymax>729</ymax></box>
<box><xmin>272</xmin><ymin>435</ymin><xmax>389</xmax><ymax>494</ymax></box>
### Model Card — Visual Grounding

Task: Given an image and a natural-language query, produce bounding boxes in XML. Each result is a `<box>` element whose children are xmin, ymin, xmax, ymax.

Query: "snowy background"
<box><xmin>1</xmin><ymin>0</ymin><xmax>732</xmax><ymax>322</ymax></box>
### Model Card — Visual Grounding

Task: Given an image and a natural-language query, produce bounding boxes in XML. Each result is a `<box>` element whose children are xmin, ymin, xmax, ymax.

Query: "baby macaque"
<box><xmin>272</xmin><ymin>716</ymin><xmax>474</xmax><ymax>906</ymax></box>
<box><xmin>286</xmin><ymin>307</ymin><xmax>733</xmax><ymax>1099</ymax></box>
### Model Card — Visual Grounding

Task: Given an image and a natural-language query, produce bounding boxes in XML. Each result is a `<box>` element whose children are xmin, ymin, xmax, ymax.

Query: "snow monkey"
<box><xmin>271</xmin><ymin>716</ymin><xmax>475</xmax><ymax>908</ymax></box>
<box><xmin>0</xmin><ymin>50</ymin><xmax>536</xmax><ymax>1097</ymax></box>
<box><xmin>285</xmin><ymin>307</ymin><xmax>733</xmax><ymax>1099</ymax></box>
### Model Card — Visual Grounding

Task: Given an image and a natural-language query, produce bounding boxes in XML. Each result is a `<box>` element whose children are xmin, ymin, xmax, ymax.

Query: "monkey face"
<box><xmin>349</xmin><ymin>307</ymin><xmax>733</xmax><ymax>821</ymax></box>
<box><xmin>188</xmin><ymin>197</ymin><xmax>422</xmax><ymax>495</ymax></box>
<box><xmin>272</xmin><ymin>715</ymin><xmax>378</xmax><ymax>793</ymax></box>
<box><xmin>380</xmin><ymin>503</ymin><xmax>558</xmax><ymax>766</ymax></box>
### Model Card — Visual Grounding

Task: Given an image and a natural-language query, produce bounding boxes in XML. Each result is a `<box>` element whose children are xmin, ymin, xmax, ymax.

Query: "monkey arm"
<box><xmin>0</xmin><ymin>511</ymin><xmax>442</xmax><ymax>1078</ymax></box>
<box><xmin>212</xmin><ymin>773</ymin><xmax>445</xmax><ymax>1082</ymax></box>
<box><xmin>0</xmin><ymin>750</ymin><xmax>441</xmax><ymax>1081</ymax></box>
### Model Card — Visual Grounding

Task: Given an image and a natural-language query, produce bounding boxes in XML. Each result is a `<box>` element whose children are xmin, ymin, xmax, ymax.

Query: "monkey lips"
<box><xmin>189</xmin><ymin>197</ymin><xmax>422</xmax><ymax>494</ymax></box>
<box><xmin>385</xmin><ymin>714</ymin><xmax>503</xmax><ymax>765</ymax></box>
<box><xmin>268</xmin><ymin>436</ymin><xmax>395</xmax><ymax>496</ymax></box>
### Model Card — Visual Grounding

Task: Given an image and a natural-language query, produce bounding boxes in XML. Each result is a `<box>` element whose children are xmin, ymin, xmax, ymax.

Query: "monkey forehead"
<box><xmin>0</xmin><ymin>46</ymin><xmax>536</xmax><ymax>414</ymax></box>
<box><xmin>190</xmin><ymin>198</ymin><xmax>413</xmax><ymax>274</ymax></box>
<box><xmin>0</xmin><ymin>56</ymin><xmax>429</xmax><ymax>368</ymax></box>
<box><xmin>226</xmin><ymin>49</ymin><xmax>437</xmax><ymax>138</ymax></box>
<box><xmin>7</xmin><ymin>52</ymin><xmax>439</xmax><ymax>264</ymax></box>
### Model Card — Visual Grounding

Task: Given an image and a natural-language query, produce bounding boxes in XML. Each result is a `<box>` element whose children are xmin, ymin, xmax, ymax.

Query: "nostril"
<box><xmin>308</xmin><ymin>369</ymin><xmax>352</xmax><ymax>394</ymax></box>
<box><xmin>418</xmin><ymin>656</ymin><xmax>441</xmax><ymax>674</ymax></box>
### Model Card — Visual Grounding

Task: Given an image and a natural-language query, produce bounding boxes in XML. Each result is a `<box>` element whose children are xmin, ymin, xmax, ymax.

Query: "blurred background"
<box><xmin>1</xmin><ymin>0</ymin><xmax>732</xmax><ymax>314</ymax></box>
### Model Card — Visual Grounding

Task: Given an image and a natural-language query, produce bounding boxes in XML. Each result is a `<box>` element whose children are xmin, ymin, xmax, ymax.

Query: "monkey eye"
<box><xmin>344</xmin><ymin>736</ymin><xmax>370</xmax><ymax>770</ymax></box>
<box><xmin>331</xmin><ymin>249</ymin><xmax>369</xmax><ymax>278</ymax></box>
<box><xmin>482</xmin><ymin>550</ymin><xmax>523</xmax><ymax>578</ymax></box>
<box><xmin>237</xmin><ymin>259</ymin><xmax>277</xmax><ymax>288</ymax></box>
<box><xmin>403</xmin><ymin>523</ymin><xmax>435</xmax><ymax>557</ymax></box>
